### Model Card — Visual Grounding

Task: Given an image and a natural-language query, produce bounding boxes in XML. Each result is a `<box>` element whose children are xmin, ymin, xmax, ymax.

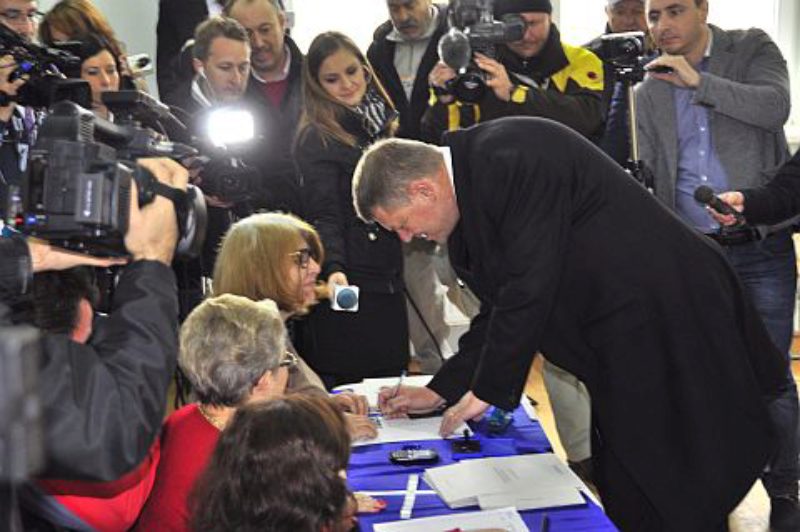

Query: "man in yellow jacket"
<box><xmin>422</xmin><ymin>0</ymin><xmax>604</xmax><ymax>143</ymax></box>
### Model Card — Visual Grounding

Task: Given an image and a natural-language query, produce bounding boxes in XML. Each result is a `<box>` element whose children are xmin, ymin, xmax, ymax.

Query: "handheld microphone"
<box><xmin>437</xmin><ymin>28</ymin><xmax>472</xmax><ymax>71</ymax></box>
<box><xmin>693</xmin><ymin>186</ymin><xmax>745</xmax><ymax>222</ymax></box>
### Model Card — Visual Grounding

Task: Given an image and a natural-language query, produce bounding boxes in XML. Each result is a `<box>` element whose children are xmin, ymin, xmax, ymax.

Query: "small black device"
<box><xmin>389</xmin><ymin>448</ymin><xmax>440</xmax><ymax>466</ymax></box>
<box><xmin>646</xmin><ymin>64</ymin><xmax>675</xmax><ymax>74</ymax></box>
<box><xmin>451</xmin><ymin>430</ymin><xmax>482</xmax><ymax>454</ymax></box>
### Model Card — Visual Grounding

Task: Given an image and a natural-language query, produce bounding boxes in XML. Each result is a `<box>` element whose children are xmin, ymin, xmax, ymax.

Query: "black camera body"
<box><xmin>7</xmin><ymin>95</ymin><xmax>207</xmax><ymax>257</ymax></box>
<box><xmin>601</xmin><ymin>31</ymin><xmax>650</xmax><ymax>83</ymax></box>
<box><xmin>438</xmin><ymin>0</ymin><xmax>525</xmax><ymax>103</ymax></box>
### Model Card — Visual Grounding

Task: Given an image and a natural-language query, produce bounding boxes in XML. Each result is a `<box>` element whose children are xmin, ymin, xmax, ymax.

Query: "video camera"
<box><xmin>5</xmin><ymin>91</ymin><xmax>207</xmax><ymax>257</ymax></box>
<box><xmin>0</xmin><ymin>23</ymin><xmax>91</xmax><ymax>109</ymax></box>
<box><xmin>600</xmin><ymin>31</ymin><xmax>653</xmax><ymax>83</ymax></box>
<box><xmin>437</xmin><ymin>0</ymin><xmax>525</xmax><ymax>103</ymax></box>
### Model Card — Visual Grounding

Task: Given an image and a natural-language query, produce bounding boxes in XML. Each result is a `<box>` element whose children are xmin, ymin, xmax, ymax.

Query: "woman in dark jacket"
<box><xmin>294</xmin><ymin>32</ymin><xmax>409</xmax><ymax>387</ymax></box>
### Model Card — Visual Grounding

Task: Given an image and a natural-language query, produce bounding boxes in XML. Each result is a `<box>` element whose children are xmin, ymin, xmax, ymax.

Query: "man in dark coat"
<box><xmin>352</xmin><ymin>116</ymin><xmax>788</xmax><ymax>531</ymax></box>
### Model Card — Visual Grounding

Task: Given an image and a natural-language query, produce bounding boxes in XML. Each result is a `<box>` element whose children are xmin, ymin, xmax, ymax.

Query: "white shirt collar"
<box><xmin>437</xmin><ymin>146</ymin><xmax>455</xmax><ymax>192</ymax></box>
<box><xmin>206</xmin><ymin>0</ymin><xmax>223</xmax><ymax>16</ymax></box>
<box><xmin>703</xmin><ymin>26</ymin><xmax>713</xmax><ymax>58</ymax></box>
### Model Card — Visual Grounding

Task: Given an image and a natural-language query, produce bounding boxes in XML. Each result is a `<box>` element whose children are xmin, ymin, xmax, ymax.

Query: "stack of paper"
<box><xmin>423</xmin><ymin>453</ymin><xmax>586</xmax><ymax>511</ymax></box>
<box><xmin>373</xmin><ymin>506</ymin><xmax>528</xmax><ymax>532</ymax></box>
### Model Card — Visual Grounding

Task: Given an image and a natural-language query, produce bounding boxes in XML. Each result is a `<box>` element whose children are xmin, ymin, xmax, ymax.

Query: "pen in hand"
<box><xmin>391</xmin><ymin>370</ymin><xmax>407</xmax><ymax>399</ymax></box>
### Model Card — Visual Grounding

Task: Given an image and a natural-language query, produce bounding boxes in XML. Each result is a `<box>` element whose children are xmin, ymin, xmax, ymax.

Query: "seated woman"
<box><xmin>213</xmin><ymin>212</ymin><xmax>377</xmax><ymax>437</ymax></box>
<box><xmin>293</xmin><ymin>32</ymin><xmax>409</xmax><ymax>387</ymax></box>
<box><xmin>191</xmin><ymin>395</ymin><xmax>363</xmax><ymax>532</ymax></box>
<box><xmin>137</xmin><ymin>294</ymin><xmax>294</xmax><ymax>530</ymax></box>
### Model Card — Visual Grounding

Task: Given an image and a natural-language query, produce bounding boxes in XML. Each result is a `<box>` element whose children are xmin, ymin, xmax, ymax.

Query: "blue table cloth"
<box><xmin>348</xmin><ymin>406</ymin><xmax>618</xmax><ymax>531</ymax></box>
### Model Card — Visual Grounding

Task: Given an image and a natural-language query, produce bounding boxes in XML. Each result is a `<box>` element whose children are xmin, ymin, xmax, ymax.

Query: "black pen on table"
<box><xmin>540</xmin><ymin>513</ymin><xmax>550</xmax><ymax>532</ymax></box>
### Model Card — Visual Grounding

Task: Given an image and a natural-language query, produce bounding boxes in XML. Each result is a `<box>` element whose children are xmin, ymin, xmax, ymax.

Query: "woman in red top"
<box><xmin>136</xmin><ymin>294</ymin><xmax>292</xmax><ymax>531</ymax></box>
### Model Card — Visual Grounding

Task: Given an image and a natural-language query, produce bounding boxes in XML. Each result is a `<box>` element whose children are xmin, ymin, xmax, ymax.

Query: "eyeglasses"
<box><xmin>279</xmin><ymin>351</ymin><xmax>298</xmax><ymax>369</ymax></box>
<box><xmin>0</xmin><ymin>9</ymin><xmax>43</xmax><ymax>24</ymax></box>
<box><xmin>289</xmin><ymin>248</ymin><xmax>313</xmax><ymax>269</ymax></box>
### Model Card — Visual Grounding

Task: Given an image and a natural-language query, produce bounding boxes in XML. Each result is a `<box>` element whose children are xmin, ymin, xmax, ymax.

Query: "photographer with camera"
<box><xmin>422</xmin><ymin>0</ymin><xmax>604</xmax><ymax>144</ymax></box>
<box><xmin>0</xmin><ymin>0</ymin><xmax>44</xmax><ymax>221</ymax></box>
<box><xmin>1</xmin><ymin>157</ymin><xmax>188</xmax><ymax>530</ymax></box>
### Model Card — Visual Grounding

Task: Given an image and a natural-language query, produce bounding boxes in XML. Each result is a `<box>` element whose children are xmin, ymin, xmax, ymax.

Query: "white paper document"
<box><xmin>424</xmin><ymin>453</ymin><xmax>585</xmax><ymax>509</ymax></box>
<box><xmin>352</xmin><ymin>414</ymin><xmax>471</xmax><ymax>447</ymax></box>
<box><xmin>335</xmin><ymin>375</ymin><xmax>434</xmax><ymax>407</ymax></box>
<box><xmin>373</xmin><ymin>506</ymin><xmax>529</xmax><ymax>532</ymax></box>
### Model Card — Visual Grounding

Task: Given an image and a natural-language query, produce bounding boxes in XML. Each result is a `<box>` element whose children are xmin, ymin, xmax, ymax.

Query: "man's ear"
<box><xmin>408</xmin><ymin>179</ymin><xmax>435</xmax><ymax>200</ymax></box>
<box><xmin>193</xmin><ymin>58</ymin><xmax>204</xmax><ymax>75</ymax></box>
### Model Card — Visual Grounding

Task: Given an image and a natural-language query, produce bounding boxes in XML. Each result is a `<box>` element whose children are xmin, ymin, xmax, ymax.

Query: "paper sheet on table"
<box><xmin>372</xmin><ymin>506</ymin><xmax>528</xmax><ymax>532</ymax></box>
<box><xmin>478</xmin><ymin>486</ymin><xmax>585</xmax><ymax>511</ymax></box>
<box><xmin>353</xmin><ymin>414</ymin><xmax>470</xmax><ymax>447</ymax></box>
<box><xmin>335</xmin><ymin>375</ymin><xmax>433</xmax><ymax>407</ymax></box>
<box><xmin>424</xmin><ymin>453</ymin><xmax>585</xmax><ymax>508</ymax></box>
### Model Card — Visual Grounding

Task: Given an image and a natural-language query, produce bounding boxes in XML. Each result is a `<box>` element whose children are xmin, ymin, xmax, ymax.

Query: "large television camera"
<box><xmin>6</xmin><ymin>91</ymin><xmax>207</xmax><ymax>257</ymax></box>
<box><xmin>437</xmin><ymin>0</ymin><xmax>525</xmax><ymax>103</ymax></box>
<box><xmin>0</xmin><ymin>23</ymin><xmax>90</xmax><ymax>109</ymax></box>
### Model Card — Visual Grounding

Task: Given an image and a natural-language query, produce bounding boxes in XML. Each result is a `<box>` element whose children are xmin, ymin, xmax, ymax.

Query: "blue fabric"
<box><xmin>348</xmin><ymin>406</ymin><xmax>618</xmax><ymax>530</ymax></box>
<box><xmin>673</xmin><ymin>60</ymin><xmax>731</xmax><ymax>232</ymax></box>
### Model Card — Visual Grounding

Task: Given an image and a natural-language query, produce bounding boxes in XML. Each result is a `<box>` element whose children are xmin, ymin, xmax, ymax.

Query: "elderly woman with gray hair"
<box><xmin>137</xmin><ymin>294</ymin><xmax>300</xmax><ymax>530</ymax></box>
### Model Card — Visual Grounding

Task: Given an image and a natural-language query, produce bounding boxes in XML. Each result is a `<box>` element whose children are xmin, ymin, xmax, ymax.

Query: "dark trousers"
<box><xmin>724</xmin><ymin>231</ymin><xmax>800</xmax><ymax>499</ymax></box>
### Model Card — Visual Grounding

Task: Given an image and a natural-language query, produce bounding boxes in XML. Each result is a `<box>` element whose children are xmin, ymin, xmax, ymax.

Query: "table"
<box><xmin>348</xmin><ymin>404</ymin><xmax>619</xmax><ymax>531</ymax></box>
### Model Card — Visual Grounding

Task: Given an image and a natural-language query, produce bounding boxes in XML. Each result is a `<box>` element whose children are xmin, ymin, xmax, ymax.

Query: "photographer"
<box><xmin>0</xmin><ymin>0</ymin><xmax>44</xmax><ymax>220</ymax></box>
<box><xmin>422</xmin><ymin>0</ymin><xmax>604</xmax><ymax>143</ymax></box>
<box><xmin>1</xmin><ymin>158</ymin><xmax>187</xmax><ymax>529</ymax></box>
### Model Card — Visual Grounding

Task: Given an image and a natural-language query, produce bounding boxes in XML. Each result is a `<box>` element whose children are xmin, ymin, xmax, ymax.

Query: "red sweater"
<box><xmin>136</xmin><ymin>404</ymin><xmax>220</xmax><ymax>531</ymax></box>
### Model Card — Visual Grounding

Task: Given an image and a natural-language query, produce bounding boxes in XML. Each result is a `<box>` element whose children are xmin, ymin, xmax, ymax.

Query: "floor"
<box><xmin>524</xmin><ymin>355</ymin><xmax>800</xmax><ymax>531</ymax></box>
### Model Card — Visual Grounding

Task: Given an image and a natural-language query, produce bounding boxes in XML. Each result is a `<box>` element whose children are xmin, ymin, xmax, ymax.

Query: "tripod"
<box><xmin>612</xmin><ymin>62</ymin><xmax>655</xmax><ymax>194</ymax></box>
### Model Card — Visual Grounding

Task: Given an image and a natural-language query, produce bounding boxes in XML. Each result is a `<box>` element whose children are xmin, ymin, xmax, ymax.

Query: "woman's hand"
<box><xmin>327</xmin><ymin>271</ymin><xmax>349</xmax><ymax>298</ymax></box>
<box><xmin>331</xmin><ymin>392</ymin><xmax>369</xmax><ymax>416</ymax></box>
<box><xmin>345</xmin><ymin>413</ymin><xmax>378</xmax><ymax>441</ymax></box>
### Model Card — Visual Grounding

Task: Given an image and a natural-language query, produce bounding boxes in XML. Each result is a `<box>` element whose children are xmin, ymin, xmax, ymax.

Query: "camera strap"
<box><xmin>148</xmin><ymin>180</ymin><xmax>190</xmax><ymax>234</ymax></box>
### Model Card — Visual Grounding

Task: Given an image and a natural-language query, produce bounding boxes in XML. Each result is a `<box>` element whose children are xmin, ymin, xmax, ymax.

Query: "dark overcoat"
<box><xmin>427</xmin><ymin>117</ymin><xmax>787</xmax><ymax>530</ymax></box>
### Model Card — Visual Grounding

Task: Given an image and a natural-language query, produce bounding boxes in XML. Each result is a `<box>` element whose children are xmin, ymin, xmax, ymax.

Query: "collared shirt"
<box><xmin>437</xmin><ymin>145</ymin><xmax>456</xmax><ymax>194</ymax></box>
<box><xmin>387</xmin><ymin>6</ymin><xmax>438</xmax><ymax>101</ymax></box>
<box><xmin>206</xmin><ymin>0</ymin><xmax>223</xmax><ymax>16</ymax></box>
<box><xmin>674</xmin><ymin>27</ymin><xmax>729</xmax><ymax>232</ymax></box>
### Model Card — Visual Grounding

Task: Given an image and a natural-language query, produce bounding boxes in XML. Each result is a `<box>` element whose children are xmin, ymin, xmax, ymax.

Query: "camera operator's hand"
<box><xmin>327</xmin><ymin>271</ymin><xmax>349</xmax><ymax>299</ymax></box>
<box><xmin>646</xmin><ymin>54</ymin><xmax>701</xmax><ymax>89</ymax></box>
<box><xmin>124</xmin><ymin>158</ymin><xmax>189</xmax><ymax>265</ymax></box>
<box><xmin>27</xmin><ymin>240</ymin><xmax>127</xmax><ymax>272</ymax></box>
<box><xmin>474</xmin><ymin>53</ymin><xmax>514</xmax><ymax>102</ymax></box>
<box><xmin>429</xmin><ymin>61</ymin><xmax>457</xmax><ymax>104</ymax></box>
<box><xmin>708</xmin><ymin>191</ymin><xmax>745</xmax><ymax>227</ymax></box>
<box><xmin>204</xmin><ymin>195</ymin><xmax>234</xmax><ymax>209</ymax></box>
<box><xmin>0</xmin><ymin>55</ymin><xmax>26</xmax><ymax>120</ymax></box>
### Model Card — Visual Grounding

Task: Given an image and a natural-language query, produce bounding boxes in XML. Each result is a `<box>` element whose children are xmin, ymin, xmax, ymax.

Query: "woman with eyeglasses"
<box><xmin>137</xmin><ymin>294</ymin><xmax>298</xmax><ymax>531</ymax></box>
<box><xmin>212</xmin><ymin>212</ymin><xmax>379</xmax><ymax>435</ymax></box>
<box><xmin>294</xmin><ymin>31</ymin><xmax>409</xmax><ymax>388</ymax></box>
<box><xmin>191</xmin><ymin>395</ymin><xmax>361</xmax><ymax>532</ymax></box>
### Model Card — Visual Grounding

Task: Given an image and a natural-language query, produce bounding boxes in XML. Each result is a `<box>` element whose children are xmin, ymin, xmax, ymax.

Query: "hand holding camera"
<box><xmin>473</xmin><ymin>52</ymin><xmax>513</xmax><ymax>102</ymax></box>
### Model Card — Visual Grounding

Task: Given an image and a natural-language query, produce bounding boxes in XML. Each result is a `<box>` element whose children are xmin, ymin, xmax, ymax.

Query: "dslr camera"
<box><xmin>437</xmin><ymin>0</ymin><xmax>525</xmax><ymax>103</ymax></box>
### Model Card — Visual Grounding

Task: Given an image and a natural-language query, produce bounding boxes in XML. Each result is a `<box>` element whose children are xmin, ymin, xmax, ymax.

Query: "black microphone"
<box><xmin>438</xmin><ymin>28</ymin><xmax>472</xmax><ymax>71</ymax></box>
<box><xmin>693</xmin><ymin>186</ymin><xmax>745</xmax><ymax>221</ymax></box>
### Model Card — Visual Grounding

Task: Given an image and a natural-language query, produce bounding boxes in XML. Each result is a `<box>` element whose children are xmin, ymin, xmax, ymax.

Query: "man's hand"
<box><xmin>124</xmin><ymin>158</ymin><xmax>189</xmax><ymax>265</ymax></box>
<box><xmin>378</xmin><ymin>385</ymin><xmax>445</xmax><ymax>418</ymax></box>
<box><xmin>331</xmin><ymin>391</ymin><xmax>369</xmax><ymax>416</ymax></box>
<box><xmin>0</xmin><ymin>54</ymin><xmax>25</xmax><ymax>121</ymax></box>
<box><xmin>438</xmin><ymin>390</ymin><xmax>490</xmax><ymax>437</ymax></box>
<box><xmin>345</xmin><ymin>413</ymin><xmax>378</xmax><ymax>441</ymax></box>
<box><xmin>28</xmin><ymin>240</ymin><xmax>127</xmax><ymax>272</ymax></box>
<box><xmin>707</xmin><ymin>191</ymin><xmax>745</xmax><ymax>226</ymax></box>
<box><xmin>646</xmin><ymin>54</ymin><xmax>701</xmax><ymax>89</ymax></box>
<box><xmin>428</xmin><ymin>61</ymin><xmax>457</xmax><ymax>104</ymax></box>
<box><xmin>327</xmin><ymin>271</ymin><xmax>348</xmax><ymax>298</ymax></box>
<box><xmin>474</xmin><ymin>53</ymin><xmax>514</xmax><ymax>102</ymax></box>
